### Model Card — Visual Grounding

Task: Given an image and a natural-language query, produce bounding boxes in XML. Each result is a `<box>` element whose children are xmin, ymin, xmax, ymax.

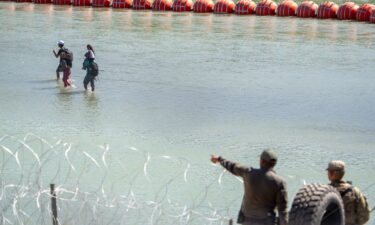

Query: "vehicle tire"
<box><xmin>289</xmin><ymin>183</ymin><xmax>345</xmax><ymax>225</ymax></box>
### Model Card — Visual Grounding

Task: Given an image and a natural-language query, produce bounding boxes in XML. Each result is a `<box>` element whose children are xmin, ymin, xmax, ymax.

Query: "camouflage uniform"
<box><xmin>327</xmin><ymin>161</ymin><xmax>371</xmax><ymax>225</ymax></box>
<box><xmin>218</xmin><ymin>150</ymin><xmax>288</xmax><ymax>225</ymax></box>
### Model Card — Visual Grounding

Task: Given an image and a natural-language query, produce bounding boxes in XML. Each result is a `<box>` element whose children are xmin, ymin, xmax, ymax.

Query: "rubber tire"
<box><xmin>289</xmin><ymin>183</ymin><xmax>345</xmax><ymax>225</ymax></box>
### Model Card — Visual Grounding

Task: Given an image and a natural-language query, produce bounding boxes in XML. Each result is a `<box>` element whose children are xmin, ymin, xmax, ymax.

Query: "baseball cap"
<box><xmin>57</xmin><ymin>40</ymin><xmax>64</xmax><ymax>45</ymax></box>
<box><xmin>260</xmin><ymin>149</ymin><xmax>277</xmax><ymax>162</ymax></box>
<box><xmin>326</xmin><ymin>160</ymin><xmax>345</xmax><ymax>171</ymax></box>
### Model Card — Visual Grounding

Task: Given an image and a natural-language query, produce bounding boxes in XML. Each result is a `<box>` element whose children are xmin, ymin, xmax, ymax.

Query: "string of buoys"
<box><xmin>3</xmin><ymin>0</ymin><xmax>375</xmax><ymax>23</ymax></box>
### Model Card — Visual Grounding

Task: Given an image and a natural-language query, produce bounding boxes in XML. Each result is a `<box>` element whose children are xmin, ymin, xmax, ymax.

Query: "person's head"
<box><xmin>57</xmin><ymin>40</ymin><xmax>64</xmax><ymax>48</ymax></box>
<box><xmin>87</xmin><ymin>44</ymin><xmax>94</xmax><ymax>52</ymax></box>
<box><xmin>259</xmin><ymin>149</ymin><xmax>277</xmax><ymax>169</ymax></box>
<box><xmin>326</xmin><ymin>160</ymin><xmax>345</xmax><ymax>182</ymax></box>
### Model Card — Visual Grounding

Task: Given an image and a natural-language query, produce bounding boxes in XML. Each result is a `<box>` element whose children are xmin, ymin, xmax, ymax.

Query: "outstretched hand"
<box><xmin>211</xmin><ymin>155</ymin><xmax>220</xmax><ymax>164</ymax></box>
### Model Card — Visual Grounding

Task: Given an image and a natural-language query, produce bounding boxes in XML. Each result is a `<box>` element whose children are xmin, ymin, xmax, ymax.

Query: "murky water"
<box><xmin>0</xmin><ymin>2</ymin><xmax>375</xmax><ymax>224</ymax></box>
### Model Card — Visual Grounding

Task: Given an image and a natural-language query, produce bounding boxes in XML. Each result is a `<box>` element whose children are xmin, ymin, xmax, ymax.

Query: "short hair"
<box><xmin>331</xmin><ymin>170</ymin><xmax>345</xmax><ymax>181</ymax></box>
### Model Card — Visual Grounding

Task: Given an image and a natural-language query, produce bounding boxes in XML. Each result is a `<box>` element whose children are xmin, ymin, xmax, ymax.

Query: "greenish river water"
<box><xmin>0</xmin><ymin>2</ymin><xmax>375</xmax><ymax>224</ymax></box>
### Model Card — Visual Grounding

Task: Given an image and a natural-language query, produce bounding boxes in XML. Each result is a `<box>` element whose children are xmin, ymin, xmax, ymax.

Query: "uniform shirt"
<box><xmin>219</xmin><ymin>157</ymin><xmax>288</xmax><ymax>225</ymax></box>
<box><xmin>330</xmin><ymin>180</ymin><xmax>370</xmax><ymax>225</ymax></box>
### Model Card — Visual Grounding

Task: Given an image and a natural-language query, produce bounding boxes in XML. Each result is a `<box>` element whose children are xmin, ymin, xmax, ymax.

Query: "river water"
<box><xmin>0</xmin><ymin>2</ymin><xmax>375</xmax><ymax>224</ymax></box>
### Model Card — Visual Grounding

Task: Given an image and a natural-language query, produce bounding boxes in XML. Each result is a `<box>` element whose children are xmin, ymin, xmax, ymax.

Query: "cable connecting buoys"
<box><xmin>172</xmin><ymin>0</ymin><xmax>193</xmax><ymax>12</ymax></box>
<box><xmin>296</xmin><ymin>1</ymin><xmax>318</xmax><ymax>18</ymax></box>
<box><xmin>193</xmin><ymin>0</ymin><xmax>214</xmax><ymax>13</ymax></box>
<box><xmin>112</xmin><ymin>0</ymin><xmax>132</xmax><ymax>8</ymax></box>
<box><xmin>235</xmin><ymin>0</ymin><xmax>256</xmax><ymax>15</ymax></box>
<box><xmin>92</xmin><ymin>0</ymin><xmax>110</xmax><ymax>7</ymax></box>
<box><xmin>356</xmin><ymin>4</ymin><xmax>375</xmax><ymax>21</ymax></box>
<box><xmin>213</xmin><ymin>0</ymin><xmax>235</xmax><ymax>13</ymax></box>
<box><xmin>133</xmin><ymin>0</ymin><xmax>152</xmax><ymax>9</ymax></box>
<box><xmin>34</xmin><ymin>0</ymin><xmax>52</xmax><ymax>3</ymax></box>
<box><xmin>337</xmin><ymin>2</ymin><xmax>359</xmax><ymax>20</ymax></box>
<box><xmin>276</xmin><ymin>0</ymin><xmax>297</xmax><ymax>17</ymax></box>
<box><xmin>256</xmin><ymin>0</ymin><xmax>277</xmax><ymax>16</ymax></box>
<box><xmin>73</xmin><ymin>0</ymin><xmax>91</xmax><ymax>6</ymax></box>
<box><xmin>152</xmin><ymin>0</ymin><xmax>172</xmax><ymax>10</ymax></box>
<box><xmin>370</xmin><ymin>11</ymin><xmax>375</xmax><ymax>23</ymax></box>
<box><xmin>317</xmin><ymin>1</ymin><xmax>338</xmax><ymax>19</ymax></box>
<box><xmin>53</xmin><ymin>0</ymin><xmax>71</xmax><ymax>5</ymax></box>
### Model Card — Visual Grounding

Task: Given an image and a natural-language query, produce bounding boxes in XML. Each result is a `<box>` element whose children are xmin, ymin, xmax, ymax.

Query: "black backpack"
<box><xmin>62</xmin><ymin>48</ymin><xmax>73</xmax><ymax>68</ymax></box>
<box><xmin>91</xmin><ymin>62</ymin><xmax>99</xmax><ymax>76</ymax></box>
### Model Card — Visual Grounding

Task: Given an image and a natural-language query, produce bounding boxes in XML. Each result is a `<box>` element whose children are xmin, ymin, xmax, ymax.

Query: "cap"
<box><xmin>260</xmin><ymin>149</ymin><xmax>277</xmax><ymax>162</ymax></box>
<box><xmin>326</xmin><ymin>160</ymin><xmax>345</xmax><ymax>171</ymax></box>
<box><xmin>57</xmin><ymin>40</ymin><xmax>64</xmax><ymax>45</ymax></box>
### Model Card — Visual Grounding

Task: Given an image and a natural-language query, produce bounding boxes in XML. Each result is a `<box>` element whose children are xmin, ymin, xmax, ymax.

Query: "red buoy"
<box><xmin>256</xmin><ymin>0</ymin><xmax>277</xmax><ymax>16</ymax></box>
<box><xmin>112</xmin><ymin>0</ymin><xmax>132</xmax><ymax>8</ymax></box>
<box><xmin>15</xmin><ymin>0</ymin><xmax>33</xmax><ymax>3</ymax></box>
<box><xmin>133</xmin><ymin>0</ymin><xmax>152</xmax><ymax>9</ymax></box>
<box><xmin>356</xmin><ymin>4</ymin><xmax>375</xmax><ymax>21</ymax></box>
<box><xmin>235</xmin><ymin>0</ymin><xmax>256</xmax><ymax>15</ymax></box>
<box><xmin>214</xmin><ymin>0</ymin><xmax>235</xmax><ymax>14</ymax></box>
<box><xmin>317</xmin><ymin>1</ymin><xmax>338</xmax><ymax>19</ymax></box>
<box><xmin>152</xmin><ymin>0</ymin><xmax>172</xmax><ymax>10</ymax></box>
<box><xmin>34</xmin><ymin>0</ymin><xmax>52</xmax><ymax>3</ymax></box>
<box><xmin>92</xmin><ymin>0</ymin><xmax>110</xmax><ymax>7</ymax></box>
<box><xmin>73</xmin><ymin>0</ymin><xmax>90</xmax><ymax>6</ymax></box>
<box><xmin>337</xmin><ymin>2</ymin><xmax>359</xmax><ymax>20</ymax></box>
<box><xmin>172</xmin><ymin>0</ymin><xmax>193</xmax><ymax>11</ymax></box>
<box><xmin>296</xmin><ymin>1</ymin><xmax>318</xmax><ymax>18</ymax></box>
<box><xmin>193</xmin><ymin>0</ymin><xmax>214</xmax><ymax>13</ymax></box>
<box><xmin>277</xmin><ymin>0</ymin><xmax>297</xmax><ymax>16</ymax></box>
<box><xmin>370</xmin><ymin>11</ymin><xmax>375</xmax><ymax>23</ymax></box>
<box><xmin>53</xmin><ymin>0</ymin><xmax>71</xmax><ymax>5</ymax></box>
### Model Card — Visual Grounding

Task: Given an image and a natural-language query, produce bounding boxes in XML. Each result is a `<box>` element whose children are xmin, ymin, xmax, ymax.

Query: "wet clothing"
<box><xmin>61</xmin><ymin>60</ymin><xmax>71</xmax><ymax>87</ymax></box>
<box><xmin>55</xmin><ymin>47</ymin><xmax>68</xmax><ymax>76</ymax></box>
<box><xmin>330</xmin><ymin>181</ymin><xmax>370</xmax><ymax>225</ymax></box>
<box><xmin>218</xmin><ymin>157</ymin><xmax>288</xmax><ymax>225</ymax></box>
<box><xmin>83</xmin><ymin>60</ymin><xmax>97</xmax><ymax>91</ymax></box>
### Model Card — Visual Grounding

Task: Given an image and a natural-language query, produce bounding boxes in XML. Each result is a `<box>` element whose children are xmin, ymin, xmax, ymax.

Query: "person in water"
<box><xmin>53</xmin><ymin>40</ymin><xmax>67</xmax><ymax>80</ymax></box>
<box><xmin>82</xmin><ymin>45</ymin><xmax>98</xmax><ymax>91</ymax></box>
<box><xmin>60</xmin><ymin>53</ymin><xmax>71</xmax><ymax>88</ymax></box>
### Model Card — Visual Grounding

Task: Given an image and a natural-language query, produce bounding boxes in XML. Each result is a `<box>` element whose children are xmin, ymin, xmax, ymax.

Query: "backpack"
<box><xmin>337</xmin><ymin>183</ymin><xmax>370</xmax><ymax>225</ymax></box>
<box><xmin>62</xmin><ymin>48</ymin><xmax>73</xmax><ymax>68</ymax></box>
<box><xmin>91</xmin><ymin>62</ymin><xmax>99</xmax><ymax>76</ymax></box>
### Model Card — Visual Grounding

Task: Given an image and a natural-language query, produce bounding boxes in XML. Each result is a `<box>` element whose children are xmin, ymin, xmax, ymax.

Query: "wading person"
<box><xmin>82</xmin><ymin>56</ymin><xmax>98</xmax><ymax>92</ymax></box>
<box><xmin>53</xmin><ymin>40</ymin><xmax>67</xmax><ymax>80</ymax></box>
<box><xmin>60</xmin><ymin>54</ymin><xmax>71</xmax><ymax>88</ymax></box>
<box><xmin>211</xmin><ymin>149</ymin><xmax>288</xmax><ymax>225</ymax></box>
<box><xmin>327</xmin><ymin>160</ymin><xmax>371</xmax><ymax>225</ymax></box>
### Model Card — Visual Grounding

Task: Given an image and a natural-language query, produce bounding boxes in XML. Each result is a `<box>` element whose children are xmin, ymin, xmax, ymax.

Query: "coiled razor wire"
<box><xmin>0</xmin><ymin>134</ymin><xmax>241</xmax><ymax>225</ymax></box>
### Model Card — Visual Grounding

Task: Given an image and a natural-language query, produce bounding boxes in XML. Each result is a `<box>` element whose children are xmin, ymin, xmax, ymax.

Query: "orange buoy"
<box><xmin>296</xmin><ymin>1</ymin><xmax>318</xmax><ymax>18</ymax></box>
<box><xmin>53</xmin><ymin>0</ymin><xmax>71</xmax><ymax>5</ymax></box>
<box><xmin>112</xmin><ymin>0</ymin><xmax>132</xmax><ymax>8</ymax></box>
<box><xmin>256</xmin><ymin>0</ymin><xmax>277</xmax><ymax>16</ymax></box>
<box><xmin>193</xmin><ymin>0</ymin><xmax>214</xmax><ymax>13</ymax></box>
<box><xmin>73</xmin><ymin>0</ymin><xmax>90</xmax><ymax>6</ymax></box>
<box><xmin>152</xmin><ymin>0</ymin><xmax>172</xmax><ymax>10</ymax></box>
<box><xmin>92</xmin><ymin>0</ymin><xmax>110</xmax><ymax>7</ymax></box>
<box><xmin>337</xmin><ymin>2</ymin><xmax>358</xmax><ymax>20</ymax></box>
<box><xmin>214</xmin><ymin>0</ymin><xmax>235</xmax><ymax>13</ymax></box>
<box><xmin>356</xmin><ymin>4</ymin><xmax>375</xmax><ymax>21</ymax></box>
<box><xmin>34</xmin><ymin>0</ymin><xmax>52</xmax><ymax>3</ymax></box>
<box><xmin>317</xmin><ymin>1</ymin><xmax>338</xmax><ymax>19</ymax></box>
<box><xmin>370</xmin><ymin>11</ymin><xmax>375</xmax><ymax>23</ymax></box>
<box><xmin>235</xmin><ymin>0</ymin><xmax>256</xmax><ymax>15</ymax></box>
<box><xmin>133</xmin><ymin>0</ymin><xmax>152</xmax><ymax>9</ymax></box>
<box><xmin>276</xmin><ymin>0</ymin><xmax>297</xmax><ymax>16</ymax></box>
<box><xmin>172</xmin><ymin>0</ymin><xmax>193</xmax><ymax>11</ymax></box>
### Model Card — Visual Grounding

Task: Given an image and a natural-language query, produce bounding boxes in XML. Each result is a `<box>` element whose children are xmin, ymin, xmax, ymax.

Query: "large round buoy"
<box><xmin>112</xmin><ymin>0</ymin><xmax>132</xmax><ymax>8</ymax></box>
<box><xmin>34</xmin><ymin>0</ymin><xmax>52</xmax><ymax>3</ymax></box>
<box><xmin>317</xmin><ymin>1</ymin><xmax>338</xmax><ymax>19</ymax></box>
<box><xmin>172</xmin><ymin>0</ymin><xmax>193</xmax><ymax>11</ymax></box>
<box><xmin>337</xmin><ymin>2</ymin><xmax>359</xmax><ymax>20</ymax></box>
<box><xmin>235</xmin><ymin>0</ymin><xmax>256</xmax><ymax>15</ymax></box>
<box><xmin>193</xmin><ymin>0</ymin><xmax>214</xmax><ymax>13</ymax></box>
<box><xmin>213</xmin><ymin>0</ymin><xmax>235</xmax><ymax>13</ymax></box>
<box><xmin>296</xmin><ymin>1</ymin><xmax>318</xmax><ymax>18</ymax></box>
<box><xmin>356</xmin><ymin>4</ymin><xmax>375</xmax><ymax>21</ymax></box>
<box><xmin>370</xmin><ymin>11</ymin><xmax>375</xmax><ymax>23</ymax></box>
<box><xmin>152</xmin><ymin>0</ymin><xmax>172</xmax><ymax>10</ymax></box>
<box><xmin>256</xmin><ymin>0</ymin><xmax>277</xmax><ymax>16</ymax></box>
<box><xmin>73</xmin><ymin>0</ymin><xmax>91</xmax><ymax>6</ymax></box>
<box><xmin>53</xmin><ymin>0</ymin><xmax>71</xmax><ymax>5</ymax></box>
<box><xmin>133</xmin><ymin>0</ymin><xmax>152</xmax><ymax>9</ymax></box>
<box><xmin>92</xmin><ymin>0</ymin><xmax>110</xmax><ymax>7</ymax></box>
<box><xmin>276</xmin><ymin>0</ymin><xmax>297</xmax><ymax>17</ymax></box>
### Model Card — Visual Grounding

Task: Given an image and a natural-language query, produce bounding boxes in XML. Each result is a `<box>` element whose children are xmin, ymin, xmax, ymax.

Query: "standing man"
<box><xmin>53</xmin><ymin>40</ymin><xmax>67</xmax><ymax>80</ymax></box>
<box><xmin>327</xmin><ymin>160</ymin><xmax>371</xmax><ymax>225</ymax></box>
<box><xmin>211</xmin><ymin>149</ymin><xmax>288</xmax><ymax>225</ymax></box>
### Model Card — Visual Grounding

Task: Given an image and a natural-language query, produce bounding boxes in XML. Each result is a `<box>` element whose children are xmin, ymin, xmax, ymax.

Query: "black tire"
<box><xmin>289</xmin><ymin>183</ymin><xmax>345</xmax><ymax>225</ymax></box>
